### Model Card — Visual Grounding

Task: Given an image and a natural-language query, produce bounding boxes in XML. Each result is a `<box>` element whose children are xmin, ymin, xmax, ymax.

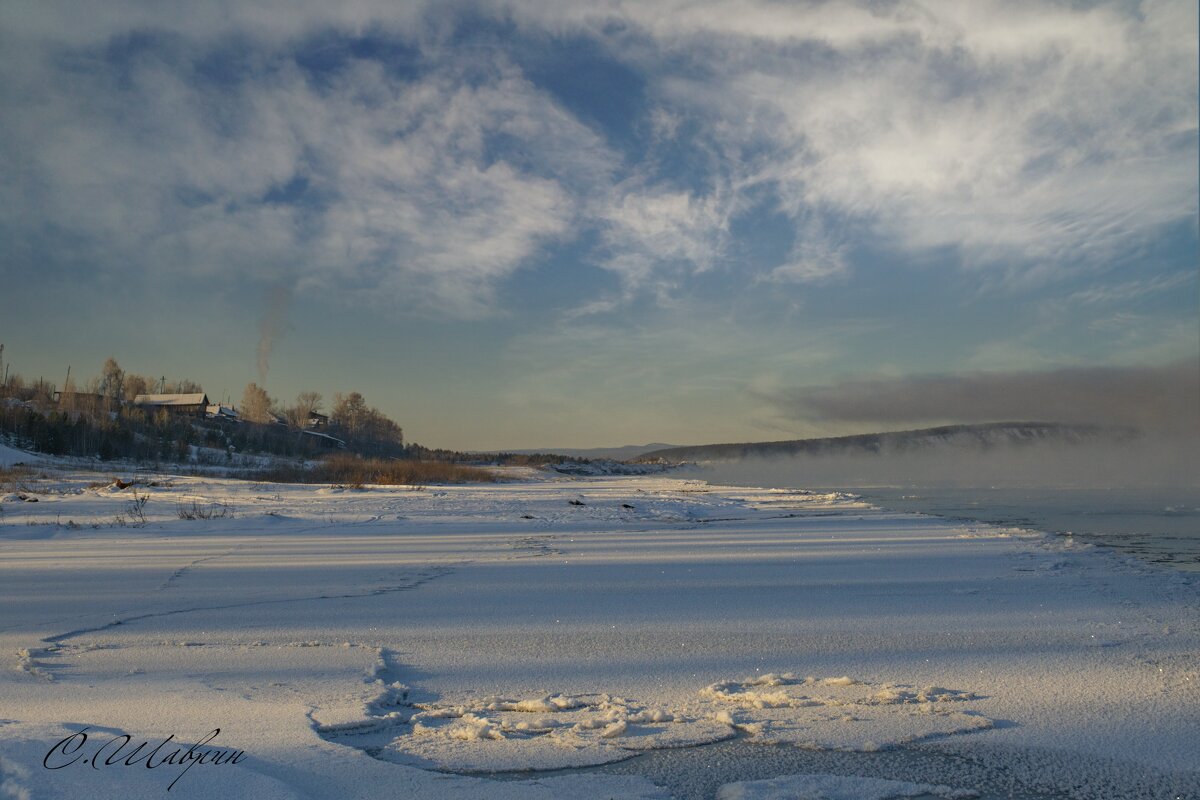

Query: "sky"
<box><xmin>0</xmin><ymin>0</ymin><xmax>1196</xmax><ymax>451</ymax></box>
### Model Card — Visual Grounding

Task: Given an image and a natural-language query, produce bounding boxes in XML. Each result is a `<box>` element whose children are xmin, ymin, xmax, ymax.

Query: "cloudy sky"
<box><xmin>1</xmin><ymin>0</ymin><xmax>1196</xmax><ymax>450</ymax></box>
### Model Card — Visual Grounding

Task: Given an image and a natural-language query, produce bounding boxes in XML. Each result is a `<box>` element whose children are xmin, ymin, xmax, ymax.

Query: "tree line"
<box><xmin>0</xmin><ymin>355</ymin><xmax>406</xmax><ymax>462</ymax></box>
<box><xmin>0</xmin><ymin>352</ymin><xmax>581</xmax><ymax>467</ymax></box>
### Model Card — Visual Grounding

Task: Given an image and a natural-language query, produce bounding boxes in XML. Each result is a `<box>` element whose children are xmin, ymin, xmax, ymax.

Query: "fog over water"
<box><xmin>769</xmin><ymin>360</ymin><xmax>1200</xmax><ymax>437</ymax></box>
<box><xmin>697</xmin><ymin>433</ymin><xmax>1199</xmax><ymax>491</ymax></box>
<box><xmin>697</xmin><ymin>433</ymin><xmax>1200</xmax><ymax>571</ymax></box>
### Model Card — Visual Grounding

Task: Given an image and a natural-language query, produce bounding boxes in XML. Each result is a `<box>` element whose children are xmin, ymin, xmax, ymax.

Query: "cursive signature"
<box><xmin>43</xmin><ymin>727</ymin><xmax>246</xmax><ymax>791</ymax></box>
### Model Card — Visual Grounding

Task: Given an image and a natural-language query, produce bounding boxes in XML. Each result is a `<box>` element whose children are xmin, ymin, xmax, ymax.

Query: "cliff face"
<box><xmin>636</xmin><ymin>422</ymin><xmax>1137</xmax><ymax>463</ymax></box>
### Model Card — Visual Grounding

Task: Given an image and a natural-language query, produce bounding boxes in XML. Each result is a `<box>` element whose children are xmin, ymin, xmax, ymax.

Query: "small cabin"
<box><xmin>134</xmin><ymin>393</ymin><xmax>210</xmax><ymax>417</ymax></box>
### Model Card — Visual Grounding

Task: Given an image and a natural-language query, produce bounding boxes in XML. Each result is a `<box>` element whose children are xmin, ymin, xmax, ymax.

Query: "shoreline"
<box><xmin>850</xmin><ymin>484</ymin><xmax>1200</xmax><ymax>576</ymax></box>
<box><xmin>686</xmin><ymin>461</ymin><xmax>1200</xmax><ymax>576</ymax></box>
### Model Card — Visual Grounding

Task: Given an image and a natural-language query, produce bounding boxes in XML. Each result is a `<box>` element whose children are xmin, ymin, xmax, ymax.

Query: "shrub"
<box><xmin>256</xmin><ymin>454</ymin><xmax>498</xmax><ymax>486</ymax></box>
<box><xmin>177</xmin><ymin>501</ymin><xmax>234</xmax><ymax>520</ymax></box>
<box><xmin>0</xmin><ymin>464</ymin><xmax>33</xmax><ymax>492</ymax></box>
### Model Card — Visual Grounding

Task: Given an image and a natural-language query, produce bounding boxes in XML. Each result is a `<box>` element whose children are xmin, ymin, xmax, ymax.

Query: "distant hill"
<box><xmin>499</xmin><ymin>443</ymin><xmax>680</xmax><ymax>461</ymax></box>
<box><xmin>635</xmin><ymin>422</ymin><xmax>1133</xmax><ymax>463</ymax></box>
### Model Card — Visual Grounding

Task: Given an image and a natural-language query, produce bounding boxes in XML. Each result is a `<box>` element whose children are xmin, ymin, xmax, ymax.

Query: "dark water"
<box><xmin>836</xmin><ymin>486</ymin><xmax>1200</xmax><ymax>573</ymax></box>
<box><xmin>696</xmin><ymin>460</ymin><xmax>1200</xmax><ymax>573</ymax></box>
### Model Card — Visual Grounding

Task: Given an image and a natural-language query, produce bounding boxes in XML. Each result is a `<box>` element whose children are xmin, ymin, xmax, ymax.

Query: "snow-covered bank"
<box><xmin>0</xmin><ymin>442</ymin><xmax>42</xmax><ymax>468</ymax></box>
<box><xmin>0</xmin><ymin>471</ymin><xmax>1196</xmax><ymax>799</ymax></box>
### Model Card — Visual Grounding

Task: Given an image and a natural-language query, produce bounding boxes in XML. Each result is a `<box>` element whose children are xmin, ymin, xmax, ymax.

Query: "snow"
<box><xmin>370</xmin><ymin>688</ymin><xmax>735</xmax><ymax>771</ymax></box>
<box><xmin>0</xmin><ymin>468</ymin><xmax>1197</xmax><ymax>798</ymax></box>
<box><xmin>0</xmin><ymin>443</ymin><xmax>38</xmax><ymax>467</ymax></box>
<box><xmin>695</xmin><ymin>673</ymin><xmax>992</xmax><ymax>751</ymax></box>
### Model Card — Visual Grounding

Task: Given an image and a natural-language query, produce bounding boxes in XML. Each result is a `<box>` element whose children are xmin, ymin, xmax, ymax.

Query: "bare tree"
<box><xmin>31</xmin><ymin>378</ymin><xmax>54</xmax><ymax>407</ymax></box>
<box><xmin>58</xmin><ymin>374</ymin><xmax>79</xmax><ymax>412</ymax></box>
<box><xmin>331</xmin><ymin>392</ymin><xmax>367</xmax><ymax>437</ymax></box>
<box><xmin>124</xmin><ymin>374</ymin><xmax>151</xmax><ymax>402</ymax></box>
<box><xmin>1</xmin><ymin>373</ymin><xmax>24</xmax><ymax>398</ymax></box>
<box><xmin>330</xmin><ymin>391</ymin><xmax>403</xmax><ymax>447</ymax></box>
<box><xmin>99</xmin><ymin>358</ymin><xmax>125</xmax><ymax>407</ymax></box>
<box><xmin>286</xmin><ymin>391</ymin><xmax>323</xmax><ymax>429</ymax></box>
<box><xmin>165</xmin><ymin>378</ymin><xmax>203</xmax><ymax>394</ymax></box>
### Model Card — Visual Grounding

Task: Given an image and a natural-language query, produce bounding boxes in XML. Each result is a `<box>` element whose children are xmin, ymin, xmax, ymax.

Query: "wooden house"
<box><xmin>133</xmin><ymin>393</ymin><xmax>210</xmax><ymax>417</ymax></box>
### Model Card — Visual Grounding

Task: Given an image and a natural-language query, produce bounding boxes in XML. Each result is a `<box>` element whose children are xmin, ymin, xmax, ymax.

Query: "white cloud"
<box><xmin>1</xmin><ymin>0</ymin><xmax>1194</xmax><ymax>313</ymax></box>
<box><xmin>1066</xmin><ymin>272</ymin><xmax>1196</xmax><ymax>307</ymax></box>
<box><xmin>0</xmin><ymin>41</ymin><xmax>613</xmax><ymax>315</ymax></box>
<box><xmin>597</xmin><ymin>186</ymin><xmax>729</xmax><ymax>290</ymax></box>
<box><xmin>638</xmin><ymin>0</ymin><xmax>1198</xmax><ymax>286</ymax></box>
<box><xmin>765</xmin><ymin>214</ymin><xmax>849</xmax><ymax>283</ymax></box>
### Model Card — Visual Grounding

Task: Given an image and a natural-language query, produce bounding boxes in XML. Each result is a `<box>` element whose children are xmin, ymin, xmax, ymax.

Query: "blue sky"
<box><xmin>1</xmin><ymin>1</ymin><xmax>1196</xmax><ymax>450</ymax></box>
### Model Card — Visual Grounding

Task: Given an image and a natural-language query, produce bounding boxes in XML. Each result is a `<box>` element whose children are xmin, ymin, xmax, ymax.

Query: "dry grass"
<box><xmin>86</xmin><ymin>477</ymin><xmax>173</xmax><ymax>491</ymax></box>
<box><xmin>256</xmin><ymin>454</ymin><xmax>499</xmax><ymax>487</ymax></box>
<box><xmin>0</xmin><ymin>464</ymin><xmax>34</xmax><ymax>492</ymax></box>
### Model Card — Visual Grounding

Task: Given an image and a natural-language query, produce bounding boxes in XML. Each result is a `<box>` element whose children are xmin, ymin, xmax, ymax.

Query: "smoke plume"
<box><xmin>257</xmin><ymin>283</ymin><xmax>292</xmax><ymax>386</ymax></box>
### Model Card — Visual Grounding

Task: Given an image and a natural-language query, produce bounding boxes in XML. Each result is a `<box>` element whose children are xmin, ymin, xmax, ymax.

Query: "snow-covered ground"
<box><xmin>0</xmin><ymin>457</ymin><xmax>1197</xmax><ymax>799</ymax></box>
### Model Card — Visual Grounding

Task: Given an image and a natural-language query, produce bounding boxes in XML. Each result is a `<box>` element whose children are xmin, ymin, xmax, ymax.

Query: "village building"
<box><xmin>206</xmin><ymin>403</ymin><xmax>239</xmax><ymax>422</ymax></box>
<box><xmin>133</xmin><ymin>393</ymin><xmax>210</xmax><ymax>417</ymax></box>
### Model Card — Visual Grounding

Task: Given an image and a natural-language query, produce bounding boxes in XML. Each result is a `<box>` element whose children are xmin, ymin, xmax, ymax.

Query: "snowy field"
<box><xmin>1</xmin><ymin>451</ymin><xmax>1197</xmax><ymax>799</ymax></box>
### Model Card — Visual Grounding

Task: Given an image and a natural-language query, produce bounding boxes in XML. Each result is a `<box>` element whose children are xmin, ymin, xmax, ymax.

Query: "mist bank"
<box><xmin>639</xmin><ymin>422</ymin><xmax>1126</xmax><ymax>463</ymax></box>
<box><xmin>646</xmin><ymin>423</ymin><xmax>1199</xmax><ymax>490</ymax></box>
<box><xmin>767</xmin><ymin>360</ymin><xmax>1200</xmax><ymax>435</ymax></box>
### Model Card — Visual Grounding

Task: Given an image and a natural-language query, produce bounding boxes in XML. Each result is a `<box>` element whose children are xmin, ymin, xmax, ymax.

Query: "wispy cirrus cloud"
<box><xmin>1066</xmin><ymin>272</ymin><xmax>1197</xmax><ymax>308</ymax></box>
<box><xmin>517</xmin><ymin>0</ymin><xmax>1197</xmax><ymax>292</ymax></box>
<box><xmin>651</xmin><ymin>0</ymin><xmax>1196</xmax><ymax>287</ymax></box>
<box><xmin>595</xmin><ymin>185</ymin><xmax>731</xmax><ymax>300</ymax></box>
<box><xmin>0</xmin><ymin>29</ymin><xmax>615</xmax><ymax>316</ymax></box>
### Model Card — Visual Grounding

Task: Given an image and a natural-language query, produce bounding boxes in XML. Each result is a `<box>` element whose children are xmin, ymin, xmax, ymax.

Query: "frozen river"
<box><xmin>1</xmin><ymin>468</ymin><xmax>1197</xmax><ymax>798</ymax></box>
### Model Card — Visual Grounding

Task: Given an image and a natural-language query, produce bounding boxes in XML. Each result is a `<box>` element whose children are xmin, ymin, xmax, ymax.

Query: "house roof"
<box><xmin>134</xmin><ymin>393</ymin><xmax>209</xmax><ymax>406</ymax></box>
<box><xmin>53</xmin><ymin>391</ymin><xmax>106</xmax><ymax>400</ymax></box>
<box><xmin>301</xmin><ymin>430</ymin><xmax>346</xmax><ymax>446</ymax></box>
